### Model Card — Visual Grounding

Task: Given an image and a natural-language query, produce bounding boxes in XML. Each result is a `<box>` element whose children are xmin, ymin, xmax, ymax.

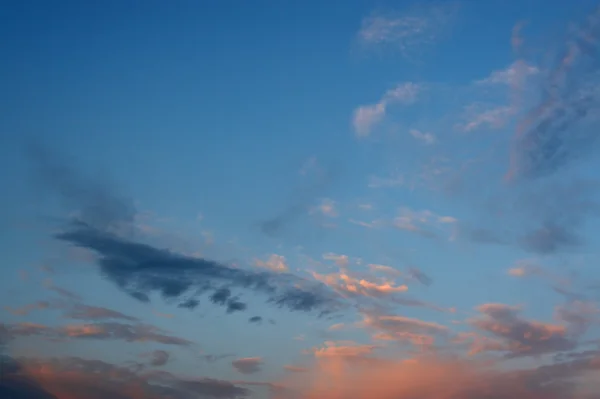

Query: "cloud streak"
<box><xmin>507</xmin><ymin>6</ymin><xmax>600</xmax><ymax>181</ymax></box>
<box><xmin>27</xmin><ymin>146</ymin><xmax>342</xmax><ymax>317</ymax></box>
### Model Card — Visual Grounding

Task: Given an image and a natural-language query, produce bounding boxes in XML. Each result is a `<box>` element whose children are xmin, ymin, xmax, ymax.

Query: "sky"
<box><xmin>2</xmin><ymin>0</ymin><xmax>600</xmax><ymax>398</ymax></box>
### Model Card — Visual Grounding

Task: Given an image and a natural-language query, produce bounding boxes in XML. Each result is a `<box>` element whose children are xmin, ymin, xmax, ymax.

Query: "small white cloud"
<box><xmin>353</xmin><ymin>103</ymin><xmax>386</xmax><ymax>137</ymax></box>
<box><xmin>348</xmin><ymin>219</ymin><xmax>382</xmax><ymax>228</ymax></box>
<box><xmin>438</xmin><ymin>216</ymin><xmax>457</xmax><ymax>223</ymax></box>
<box><xmin>312</xmin><ymin>198</ymin><xmax>338</xmax><ymax>218</ymax></box>
<box><xmin>353</xmin><ymin>83</ymin><xmax>420</xmax><ymax>137</ymax></box>
<box><xmin>476</xmin><ymin>60</ymin><xmax>539</xmax><ymax>86</ymax></box>
<box><xmin>368</xmin><ymin>264</ymin><xmax>402</xmax><ymax>276</ymax></box>
<box><xmin>459</xmin><ymin>104</ymin><xmax>514</xmax><ymax>132</ymax></box>
<box><xmin>507</xmin><ymin>259</ymin><xmax>543</xmax><ymax>278</ymax></box>
<box><xmin>299</xmin><ymin>156</ymin><xmax>318</xmax><ymax>176</ymax></box>
<box><xmin>409</xmin><ymin>128</ymin><xmax>436</xmax><ymax>145</ymax></box>
<box><xmin>357</xmin><ymin>4</ymin><xmax>455</xmax><ymax>58</ymax></box>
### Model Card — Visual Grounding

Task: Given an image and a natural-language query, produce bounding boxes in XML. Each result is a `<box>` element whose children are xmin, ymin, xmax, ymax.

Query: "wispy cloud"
<box><xmin>507</xmin><ymin>6</ymin><xmax>600</xmax><ymax>181</ymax></box>
<box><xmin>470</xmin><ymin>303</ymin><xmax>576</xmax><ymax>357</ymax></box>
<box><xmin>1</xmin><ymin>355</ymin><xmax>250</xmax><ymax>399</ymax></box>
<box><xmin>1</xmin><ymin>320</ymin><xmax>192</xmax><ymax>346</ymax></box>
<box><xmin>409</xmin><ymin>128</ymin><xmax>437</xmax><ymax>144</ymax></box>
<box><xmin>255</xmin><ymin>254</ymin><xmax>289</xmax><ymax>273</ymax></box>
<box><xmin>312</xmin><ymin>269</ymin><xmax>408</xmax><ymax>299</ymax></box>
<box><xmin>394</xmin><ymin>207</ymin><xmax>457</xmax><ymax>238</ymax></box>
<box><xmin>476</xmin><ymin>60</ymin><xmax>539</xmax><ymax>86</ymax></box>
<box><xmin>232</xmin><ymin>357</ymin><xmax>263</xmax><ymax>375</ymax></box>
<box><xmin>353</xmin><ymin>83</ymin><xmax>420</xmax><ymax>136</ymax></box>
<box><xmin>357</xmin><ymin>4</ymin><xmax>456</xmax><ymax>58</ymax></box>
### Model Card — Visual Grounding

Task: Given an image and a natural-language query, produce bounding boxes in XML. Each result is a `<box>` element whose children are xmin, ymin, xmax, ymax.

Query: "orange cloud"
<box><xmin>311</xmin><ymin>271</ymin><xmax>407</xmax><ymax>298</ymax></box>
<box><xmin>307</xmin><ymin>341</ymin><xmax>378</xmax><ymax>359</ymax></box>
<box><xmin>470</xmin><ymin>303</ymin><xmax>575</xmax><ymax>357</ymax></box>
<box><xmin>255</xmin><ymin>254</ymin><xmax>289</xmax><ymax>272</ymax></box>
<box><xmin>3</xmin><ymin>356</ymin><xmax>249</xmax><ymax>399</ymax></box>
<box><xmin>274</xmin><ymin>351</ymin><xmax>600</xmax><ymax>399</ymax></box>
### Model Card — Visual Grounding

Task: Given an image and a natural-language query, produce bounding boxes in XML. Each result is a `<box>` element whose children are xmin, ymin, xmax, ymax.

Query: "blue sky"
<box><xmin>2</xmin><ymin>1</ymin><xmax>600</xmax><ymax>398</ymax></box>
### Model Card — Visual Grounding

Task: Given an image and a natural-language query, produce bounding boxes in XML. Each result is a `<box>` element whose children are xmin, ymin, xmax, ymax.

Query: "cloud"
<box><xmin>470</xmin><ymin>303</ymin><xmax>576</xmax><ymax>357</ymax></box>
<box><xmin>248</xmin><ymin>316</ymin><xmax>262</xmax><ymax>324</ymax></box>
<box><xmin>311</xmin><ymin>270</ymin><xmax>408</xmax><ymax>299</ymax></box>
<box><xmin>361</xmin><ymin>312</ymin><xmax>448</xmax><ymax>348</ymax></box>
<box><xmin>255</xmin><ymin>254</ymin><xmax>289</xmax><ymax>273</ymax></box>
<box><xmin>507</xmin><ymin>262</ymin><xmax>543</xmax><ymax>277</ymax></box>
<box><xmin>1</xmin><ymin>321</ymin><xmax>192</xmax><ymax>346</ymax></box>
<box><xmin>408</xmin><ymin>128</ymin><xmax>436</xmax><ymax>144</ymax></box>
<box><xmin>516</xmin><ymin>179</ymin><xmax>600</xmax><ymax>254</ymax></box>
<box><xmin>258</xmin><ymin>163</ymin><xmax>338</xmax><ymax>236</ymax></box>
<box><xmin>284</xmin><ymin>365</ymin><xmax>309</xmax><ymax>373</ymax></box>
<box><xmin>275</xmin><ymin>350</ymin><xmax>600</xmax><ymax>399</ymax></box>
<box><xmin>4</xmin><ymin>301</ymin><xmax>50</xmax><ymax>316</ymax></box>
<box><xmin>555</xmin><ymin>300</ymin><xmax>599</xmax><ymax>336</ymax></box>
<box><xmin>353</xmin><ymin>83</ymin><xmax>420</xmax><ymax>136</ymax></box>
<box><xmin>178</xmin><ymin>298</ymin><xmax>200</xmax><ymax>310</ymax></box>
<box><xmin>232</xmin><ymin>357</ymin><xmax>263</xmax><ymax>375</ymax></box>
<box><xmin>46</xmin><ymin>284</ymin><xmax>82</xmax><ymax>301</ymax></box>
<box><xmin>144</xmin><ymin>350</ymin><xmax>170</xmax><ymax>367</ymax></box>
<box><xmin>407</xmin><ymin>267</ymin><xmax>433</xmax><ymax>286</ymax></box>
<box><xmin>64</xmin><ymin>304</ymin><xmax>138</xmax><ymax>321</ymax></box>
<box><xmin>520</xmin><ymin>221</ymin><xmax>581</xmax><ymax>254</ymax></box>
<box><xmin>357</xmin><ymin>4</ymin><xmax>456</xmax><ymax>58</ymax></box>
<box><xmin>311</xmin><ymin>198</ymin><xmax>338</xmax><ymax>218</ymax></box>
<box><xmin>476</xmin><ymin>60</ymin><xmax>539</xmax><ymax>86</ymax></box>
<box><xmin>322</xmin><ymin>253</ymin><xmax>350</xmax><ymax>267</ymax></box>
<box><xmin>328</xmin><ymin>323</ymin><xmax>345</xmax><ymax>331</ymax></box>
<box><xmin>209</xmin><ymin>288</ymin><xmax>247</xmax><ymax>314</ymax></box>
<box><xmin>1</xmin><ymin>355</ymin><xmax>250</xmax><ymax>399</ymax></box>
<box><xmin>54</xmin><ymin>223</ymin><xmax>342</xmax><ymax>315</ymax></box>
<box><xmin>506</xmin><ymin>6</ymin><xmax>600</xmax><ymax>181</ymax></box>
<box><xmin>393</xmin><ymin>207</ymin><xmax>457</xmax><ymax>238</ymax></box>
<box><xmin>308</xmin><ymin>340</ymin><xmax>377</xmax><ymax>359</ymax></box>
<box><xmin>459</xmin><ymin>104</ymin><xmax>514</xmax><ymax>132</ymax></box>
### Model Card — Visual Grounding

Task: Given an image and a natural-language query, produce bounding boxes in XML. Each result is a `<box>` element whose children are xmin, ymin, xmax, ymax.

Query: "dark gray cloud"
<box><xmin>231</xmin><ymin>357</ymin><xmax>263</xmax><ymax>375</ymax></box>
<box><xmin>27</xmin><ymin>145</ymin><xmax>341</xmax><ymax>317</ymax></box>
<box><xmin>1</xmin><ymin>321</ymin><xmax>191</xmax><ymax>346</ymax></box>
<box><xmin>520</xmin><ymin>221</ymin><xmax>580</xmax><ymax>253</ymax></box>
<box><xmin>248</xmin><ymin>316</ymin><xmax>262</xmax><ymax>324</ymax></box>
<box><xmin>407</xmin><ymin>267</ymin><xmax>433</xmax><ymax>286</ymax></box>
<box><xmin>1</xmin><ymin>355</ymin><xmax>250</xmax><ymax>399</ymax></box>
<box><xmin>471</xmin><ymin>304</ymin><xmax>577</xmax><ymax>358</ymax></box>
<box><xmin>178</xmin><ymin>298</ymin><xmax>200</xmax><ymax>310</ymax></box>
<box><xmin>56</xmin><ymin>223</ymin><xmax>340</xmax><ymax>315</ymax></box>
<box><xmin>508</xmin><ymin>5</ymin><xmax>600</xmax><ymax>181</ymax></box>
<box><xmin>516</xmin><ymin>179</ymin><xmax>600</xmax><ymax>254</ymax></box>
<box><xmin>209</xmin><ymin>288</ymin><xmax>246</xmax><ymax>313</ymax></box>
<box><xmin>0</xmin><ymin>356</ymin><xmax>58</xmax><ymax>399</ymax></box>
<box><xmin>147</xmin><ymin>350</ymin><xmax>170</xmax><ymax>367</ymax></box>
